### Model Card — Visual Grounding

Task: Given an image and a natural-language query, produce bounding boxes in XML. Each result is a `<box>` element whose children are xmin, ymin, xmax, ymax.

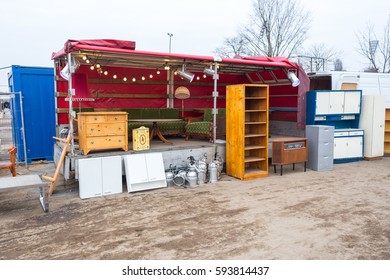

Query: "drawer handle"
<box><xmin>90</xmin><ymin>141</ymin><xmax>94</xmax><ymax>144</ymax></box>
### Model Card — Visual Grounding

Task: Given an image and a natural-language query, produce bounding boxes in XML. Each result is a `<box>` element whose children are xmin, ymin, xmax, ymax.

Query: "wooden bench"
<box><xmin>0</xmin><ymin>174</ymin><xmax>49</xmax><ymax>212</ymax></box>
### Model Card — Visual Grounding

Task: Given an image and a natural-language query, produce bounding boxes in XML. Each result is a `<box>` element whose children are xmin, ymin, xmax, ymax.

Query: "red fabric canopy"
<box><xmin>52</xmin><ymin>39</ymin><xmax>299</xmax><ymax>69</ymax></box>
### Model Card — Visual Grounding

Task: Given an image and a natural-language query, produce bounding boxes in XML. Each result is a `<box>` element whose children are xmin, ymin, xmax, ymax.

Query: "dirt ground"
<box><xmin>0</xmin><ymin>157</ymin><xmax>389</xmax><ymax>260</ymax></box>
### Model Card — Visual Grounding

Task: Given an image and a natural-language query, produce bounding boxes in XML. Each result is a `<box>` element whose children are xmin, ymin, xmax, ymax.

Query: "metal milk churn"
<box><xmin>213</xmin><ymin>153</ymin><xmax>223</xmax><ymax>180</ymax></box>
<box><xmin>208</xmin><ymin>162</ymin><xmax>218</xmax><ymax>183</ymax></box>
<box><xmin>165</xmin><ymin>164</ymin><xmax>174</xmax><ymax>187</ymax></box>
<box><xmin>186</xmin><ymin>169</ymin><xmax>198</xmax><ymax>187</ymax></box>
<box><xmin>173</xmin><ymin>170</ymin><xmax>187</xmax><ymax>186</ymax></box>
<box><xmin>195</xmin><ymin>153</ymin><xmax>208</xmax><ymax>184</ymax></box>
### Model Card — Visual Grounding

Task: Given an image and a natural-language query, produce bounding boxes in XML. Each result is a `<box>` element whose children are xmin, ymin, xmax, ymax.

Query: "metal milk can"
<box><xmin>173</xmin><ymin>170</ymin><xmax>187</xmax><ymax>186</ymax></box>
<box><xmin>208</xmin><ymin>162</ymin><xmax>218</xmax><ymax>183</ymax></box>
<box><xmin>186</xmin><ymin>169</ymin><xmax>198</xmax><ymax>187</ymax></box>
<box><xmin>195</xmin><ymin>154</ymin><xmax>208</xmax><ymax>184</ymax></box>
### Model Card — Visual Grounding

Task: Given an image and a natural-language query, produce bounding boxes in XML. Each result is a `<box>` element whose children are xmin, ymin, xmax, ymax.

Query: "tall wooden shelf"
<box><xmin>385</xmin><ymin>108</ymin><xmax>390</xmax><ymax>154</ymax></box>
<box><xmin>226</xmin><ymin>84</ymin><xmax>269</xmax><ymax>180</ymax></box>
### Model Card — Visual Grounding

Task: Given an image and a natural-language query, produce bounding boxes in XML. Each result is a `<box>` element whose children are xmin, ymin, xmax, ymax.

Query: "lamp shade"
<box><xmin>174</xmin><ymin>86</ymin><xmax>190</xmax><ymax>99</ymax></box>
<box><xmin>60</xmin><ymin>63</ymin><xmax>69</xmax><ymax>80</ymax></box>
<box><xmin>288</xmin><ymin>71</ymin><xmax>300</xmax><ymax>87</ymax></box>
<box><xmin>177</xmin><ymin>69</ymin><xmax>195</xmax><ymax>83</ymax></box>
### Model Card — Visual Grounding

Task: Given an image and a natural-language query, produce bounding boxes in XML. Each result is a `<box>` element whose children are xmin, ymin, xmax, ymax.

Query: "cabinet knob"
<box><xmin>90</xmin><ymin>141</ymin><xmax>94</xmax><ymax>144</ymax></box>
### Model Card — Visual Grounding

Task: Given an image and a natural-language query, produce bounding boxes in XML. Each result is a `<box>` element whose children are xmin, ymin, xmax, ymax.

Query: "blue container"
<box><xmin>8</xmin><ymin>65</ymin><xmax>55</xmax><ymax>163</ymax></box>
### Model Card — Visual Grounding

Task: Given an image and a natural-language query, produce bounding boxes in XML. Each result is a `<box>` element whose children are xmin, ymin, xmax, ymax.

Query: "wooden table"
<box><xmin>272</xmin><ymin>137</ymin><xmax>308</xmax><ymax>176</ymax></box>
<box><xmin>128</xmin><ymin>119</ymin><xmax>183</xmax><ymax>144</ymax></box>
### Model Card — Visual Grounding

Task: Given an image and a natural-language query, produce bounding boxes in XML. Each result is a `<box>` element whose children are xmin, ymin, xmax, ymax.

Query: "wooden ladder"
<box><xmin>42</xmin><ymin>133</ymin><xmax>71</xmax><ymax>195</ymax></box>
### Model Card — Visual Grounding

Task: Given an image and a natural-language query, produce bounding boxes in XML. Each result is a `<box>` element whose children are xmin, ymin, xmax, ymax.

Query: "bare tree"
<box><xmin>214</xmin><ymin>36</ymin><xmax>250</xmax><ymax>58</ymax></box>
<box><xmin>356</xmin><ymin>19</ymin><xmax>390</xmax><ymax>73</ymax></box>
<box><xmin>214</xmin><ymin>0</ymin><xmax>311</xmax><ymax>58</ymax></box>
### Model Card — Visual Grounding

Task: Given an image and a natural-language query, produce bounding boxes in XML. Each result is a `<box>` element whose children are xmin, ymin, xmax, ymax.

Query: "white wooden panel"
<box><xmin>328</xmin><ymin>91</ymin><xmax>345</xmax><ymax>114</ymax></box>
<box><xmin>344</xmin><ymin>91</ymin><xmax>361</xmax><ymax>114</ymax></box>
<box><xmin>78</xmin><ymin>158</ymin><xmax>102</xmax><ymax>199</ymax></box>
<box><xmin>316</xmin><ymin>91</ymin><xmax>330</xmax><ymax>115</ymax></box>
<box><xmin>102</xmin><ymin>156</ymin><xmax>123</xmax><ymax>196</ymax></box>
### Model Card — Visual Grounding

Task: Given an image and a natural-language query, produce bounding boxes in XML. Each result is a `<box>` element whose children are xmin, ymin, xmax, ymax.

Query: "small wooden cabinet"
<box><xmin>272</xmin><ymin>137</ymin><xmax>308</xmax><ymax>175</ymax></box>
<box><xmin>226</xmin><ymin>84</ymin><xmax>269</xmax><ymax>180</ymax></box>
<box><xmin>77</xmin><ymin>112</ymin><xmax>128</xmax><ymax>155</ymax></box>
<box><xmin>385</xmin><ymin>108</ymin><xmax>390</xmax><ymax>154</ymax></box>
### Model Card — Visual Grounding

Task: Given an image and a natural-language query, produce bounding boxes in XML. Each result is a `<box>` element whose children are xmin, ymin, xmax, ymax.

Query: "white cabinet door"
<box><xmin>344</xmin><ymin>91</ymin><xmax>361</xmax><ymax>114</ymax></box>
<box><xmin>145</xmin><ymin>153</ymin><xmax>166</xmax><ymax>181</ymax></box>
<box><xmin>346</xmin><ymin>137</ymin><xmax>363</xmax><ymax>158</ymax></box>
<box><xmin>328</xmin><ymin>91</ymin><xmax>345</xmax><ymax>114</ymax></box>
<box><xmin>371</xmin><ymin>96</ymin><xmax>385</xmax><ymax>156</ymax></box>
<box><xmin>334</xmin><ymin>137</ymin><xmax>349</xmax><ymax>159</ymax></box>
<box><xmin>125</xmin><ymin>154</ymin><xmax>149</xmax><ymax>184</ymax></box>
<box><xmin>102</xmin><ymin>156</ymin><xmax>123</xmax><ymax>195</ymax></box>
<box><xmin>316</xmin><ymin>91</ymin><xmax>330</xmax><ymax>115</ymax></box>
<box><xmin>79</xmin><ymin>157</ymin><xmax>103</xmax><ymax>199</ymax></box>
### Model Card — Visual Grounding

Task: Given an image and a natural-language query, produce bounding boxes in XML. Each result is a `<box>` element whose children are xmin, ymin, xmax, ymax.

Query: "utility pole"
<box><xmin>167</xmin><ymin>33</ymin><xmax>173</xmax><ymax>53</ymax></box>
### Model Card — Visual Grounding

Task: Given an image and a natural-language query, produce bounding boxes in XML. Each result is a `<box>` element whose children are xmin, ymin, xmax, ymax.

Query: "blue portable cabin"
<box><xmin>7</xmin><ymin>65</ymin><xmax>56</xmax><ymax>163</ymax></box>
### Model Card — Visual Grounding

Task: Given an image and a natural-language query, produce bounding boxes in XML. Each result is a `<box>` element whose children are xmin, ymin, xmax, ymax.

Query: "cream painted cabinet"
<box><xmin>78</xmin><ymin>156</ymin><xmax>123</xmax><ymax>199</ymax></box>
<box><xmin>124</xmin><ymin>152</ymin><xmax>167</xmax><ymax>192</ymax></box>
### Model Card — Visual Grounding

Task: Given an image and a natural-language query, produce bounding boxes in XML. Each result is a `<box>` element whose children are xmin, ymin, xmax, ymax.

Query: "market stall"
<box><xmin>50</xmin><ymin>39</ymin><xmax>309</xmax><ymax>190</ymax></box>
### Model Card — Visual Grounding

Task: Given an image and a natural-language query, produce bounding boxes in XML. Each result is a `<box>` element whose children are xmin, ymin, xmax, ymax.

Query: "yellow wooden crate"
<box><xmin>132</xmin><ymin>126</ymin><xmax>150</xmax><ymax>151</ymax></box>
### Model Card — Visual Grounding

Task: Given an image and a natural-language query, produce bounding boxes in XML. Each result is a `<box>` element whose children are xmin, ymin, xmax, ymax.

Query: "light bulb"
<box><xmin>149</xmin><ymin>74</ymin><xmax>153</xmax><ymax>78</ymax></box>
<box><xmin>86</xmin><ymin>59</ymin><xmax>90</xmax><ymax>64</ymax></box>
<box><xmin>123</xmin><ymin>77</ymin><xmax>127</xmax><ymax>82</ymax></box>
<box><xmin>142</xmin><ymin>76</ymin><xmax>145</xmax><ymax>80</ymax></box>
<box><xmin>132</xmin><ymin>77</ymin><xmax>136</xmax><ymax>82</ymax></box>
<box><xmin>113</xmin><ymin>74</ymin><xmax>117</xmax><ymax>79</ymax></box>
<box><xmin>196</xmin><ymin>76</ymin><xmax>200</xmax><ymax>80</ymax></box>
<box><xmin>96</xmin><ymin>64</ymin><xmax>101</xmax><ymax>69</ymax></box>
<box><xmin>104</xmin><ymin>70</ymin><xmax>108</xmax><ymax>75</ymax></box>
<box><xmin>203</xmin><ymin>74</ymin><xmax>207</xmax><ymax>78</ymax></box>
<box><xmin>82</xmin><ymin>56</ymin><xmax>87</xmax><ymax>61</ymax></box>
<box><xmin>90</xmin><ymin>65</ymin><xmax>95</xmax><ymax>70</ymax></box>
<box><xmin>157</xmin><ymin>69</ymin><xmax>160</xmax><ymax>74</ymax></box>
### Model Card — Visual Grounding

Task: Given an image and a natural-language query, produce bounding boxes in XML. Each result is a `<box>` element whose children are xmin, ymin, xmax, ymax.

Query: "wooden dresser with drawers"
<box><xmin>77</xmin><ymin>112</ymin><xmax>128</xmax><ymax>155</ymax></box>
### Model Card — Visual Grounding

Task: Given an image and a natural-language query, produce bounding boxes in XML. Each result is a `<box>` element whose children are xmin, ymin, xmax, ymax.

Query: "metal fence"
<box><xmin>0</xmin><ymin>94</ymin><xmax>13</xmax><ymax>158</ymax></box>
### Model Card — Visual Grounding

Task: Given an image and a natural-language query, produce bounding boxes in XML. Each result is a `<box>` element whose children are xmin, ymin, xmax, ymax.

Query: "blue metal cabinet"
<box><xmin>7</xmin><ymin>65</ymin><xmax>55</xmax><ymax>163</ymax></box>
<box><xmin>306</xmin><ymin>90</ymin><xmax>362</xmax><ymax>128</ymax></box>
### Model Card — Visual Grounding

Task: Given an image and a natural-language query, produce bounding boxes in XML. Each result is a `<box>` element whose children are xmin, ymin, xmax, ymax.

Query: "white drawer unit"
<box><xmin>334</xmin><ymin>129</ymin><xmax>364</xmax><ymax>162</ymax></box>
<box><xmin>123</xmin><ymin>152</ymin><xmax>167</xmax><ymax>192</ymax></box>
<box><xmin>78</xmin><ymin>156</ymin><xmax>123</xmax><ymax>199</ymax></box>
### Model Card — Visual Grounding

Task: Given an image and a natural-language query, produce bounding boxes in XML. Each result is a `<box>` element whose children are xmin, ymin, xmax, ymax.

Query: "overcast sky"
<box><xmin>0</xmin><ymin>0</ymin><xmax>389</xmax><ymax>90</ymax></box>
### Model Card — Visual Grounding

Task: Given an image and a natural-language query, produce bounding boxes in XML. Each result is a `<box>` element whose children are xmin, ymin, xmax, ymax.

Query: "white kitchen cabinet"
<box><xmin>314</xmin><ymin>90</ymin><xmax>361</xmax><ymax>115</ymax></box>
<box><xmin>334</xmin><ymin>129</ymin><xmax>364</xmax><ymax>162</ymax></box>
<box><xmin>124</xmin><ymin>152</ymin><xmax>167</xmax><ymax>192</ymax></box>
<box><xmin>78</xmin><ymin>156</ymin><xmax>123</xmax><ymax>199</ymax></box>
<box><xmin>359</xmin><ymin>95</ymin><xmax>386</xmax><ymax>158</ymax></box>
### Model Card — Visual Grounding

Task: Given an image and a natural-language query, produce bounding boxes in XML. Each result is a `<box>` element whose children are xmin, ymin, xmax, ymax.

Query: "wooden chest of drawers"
<box><xmin>77</xmin><ymin>112</ymin><xmax>128</xmax><ymax>155</ymax></box>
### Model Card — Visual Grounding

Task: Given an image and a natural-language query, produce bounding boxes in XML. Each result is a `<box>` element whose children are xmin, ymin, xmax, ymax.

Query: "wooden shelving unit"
<box><xmin>385</xmin><ymin>108</ymin><xmax>390</xmax><ymax>154</ymax></box>
<box><xmin>226</xmin><ymin>84</ymin><xmax>269</xmax><ymax>180</ymax></box>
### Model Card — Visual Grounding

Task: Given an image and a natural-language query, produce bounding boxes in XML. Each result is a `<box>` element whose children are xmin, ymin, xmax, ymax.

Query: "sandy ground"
<box><xmin>0</xmin><ymin>157</ymin><xmax>389</xmax><ymax>260</ymax></box>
